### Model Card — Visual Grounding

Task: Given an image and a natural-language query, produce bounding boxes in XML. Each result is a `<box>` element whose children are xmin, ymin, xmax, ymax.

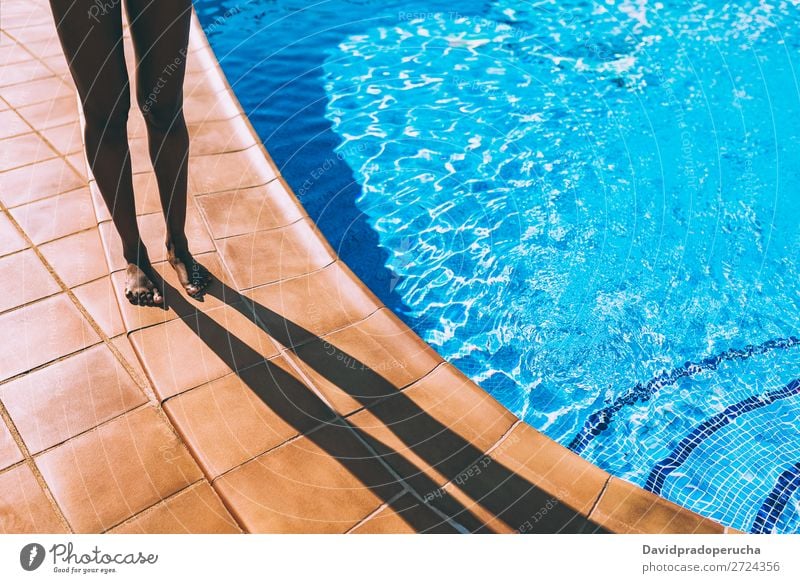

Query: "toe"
<box><xmin>198</xmin><ymin>271</ymin><xmax>211</xmax><ymax>288</ymax></box>
<box><xmin>145</xmin><ymin>292</ymin><xmax>154</xmax><ymax>306</ymax></box>
<box><xmin>153</xmin><ymin>290</ymin><xmax>163</xmax><ymax>305</ymax></box>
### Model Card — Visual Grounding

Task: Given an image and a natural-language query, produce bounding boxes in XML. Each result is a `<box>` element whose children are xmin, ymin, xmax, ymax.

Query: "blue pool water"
<box><xmin>195</xmin><ymin>0</ymin><xmax>800</xmax><ymax>533</ymax></box>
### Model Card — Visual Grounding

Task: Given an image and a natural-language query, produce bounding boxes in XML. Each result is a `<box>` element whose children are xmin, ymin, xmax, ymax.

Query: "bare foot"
<box><xmin>167</xmin><ymin>245</ymin><xmax>212</xmax><ymax>297</ymax></box>
<box><xmin>124</xmin><ymin>262</ymin><xmax>163</xmax><ymax>306</ymax></box>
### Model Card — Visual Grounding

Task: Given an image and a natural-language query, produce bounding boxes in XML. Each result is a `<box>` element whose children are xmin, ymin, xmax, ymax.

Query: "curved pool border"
<box><xmin>188</xmin><ymin>14</ymin><xmax>735</xmax><ymax>534</ymax></box>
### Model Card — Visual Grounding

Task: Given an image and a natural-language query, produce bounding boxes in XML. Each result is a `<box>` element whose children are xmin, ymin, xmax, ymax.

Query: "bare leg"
<box><xmin>47</xmin><ymin>0</ymin><xmax>162</xmax><ymax>306</ymax></box>
<box><xmin>126</xmin><ymin>0</ymin><xmax>210</xmax><ymax>296</ymax></box>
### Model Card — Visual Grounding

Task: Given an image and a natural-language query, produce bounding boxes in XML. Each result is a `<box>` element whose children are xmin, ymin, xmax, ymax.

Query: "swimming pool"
<box><xmin>194</xmin><ymin>0</ymin><xmax>800</xmax><ymax>533</ymax></box>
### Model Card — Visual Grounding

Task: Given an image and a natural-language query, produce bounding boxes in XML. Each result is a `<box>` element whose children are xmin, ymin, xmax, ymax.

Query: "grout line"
<box><xmin>99</xmin><ymin>478</ymin><xmax>219</xmax><ymax>534</ymax></box>
<box><xmin>338</xmin><ymin>360</ymin><xmax>447</xmax><ymax>419</ymax></box>
<box><xmin>202</xmin><ymin>213</ymin><xmax>309</xmax><ymax>242</ymax></box>
<box><xmin>0</xmin><ymin>71</ymin><xmax>59</xmax><ymax>91</ymax></box>
<box><xmin>588</xmin><ymin>475</ymin><xmax>612</xmax><ymax>520</ymax></box>
<box><xmin>0</xmin><ymin>339</ymin><xmax>105</xmax><ymax>388</ymax></box>
<box><xmin>2</xmin><ymin>183</ymin><xmax>88</xmax><ymax>212</ymax></box>
<box><xmin>343</xmin><ymin>488</ymin><xmax>410</xmax><ymax>534</ymax></box>
<box><xmin>0</xmin><ymin>398</ymin><xmax>73</xmax><ymax>533</ymax></box>
<box><xmin>25</xmin><ymin>402</ymin><xmax>152</xmax><ymax>460</ymax></box>
<box><xmin>0</xmin><ymin>205</ymin><xmax>153</xmax><ymax>398</ymax></box>
<box><xmin>0</xmin><ymin>285</ymin><xmax>62</xmax><ymax>318</ymax></box>
<box><xmin>405</xmin><ymin>488</ymin><xmax>471</xmax><ymax>534</ymax></box>
<box><xmin>482</xmin><ymin>419</ymin><xmax>523</xmax><ymax>458</ymax></box>
<box><xmin>207</xmin><ymin>421</ymin><xmax>321</xmax><ymax>485</ymax></box>
<box><xmin>234</xmin><ymin>257</ymin><xmax>338</xmax><ymax>292</ymax></box>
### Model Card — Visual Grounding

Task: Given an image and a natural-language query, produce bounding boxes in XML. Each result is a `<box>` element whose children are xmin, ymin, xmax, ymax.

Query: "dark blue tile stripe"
<box><xmin>751</xmin><ymin>463</ymin><xmax>800</xmax><ymax>534</ymax></box>
<box><xmin>645</xmin><ymin>378</ymin><xmax>800</xmax><ymax>495</ymax></box>
<box><xmin>568</xmin><ymin>336</ymin><xmax>800</xmax><ymax>454</ymax></box>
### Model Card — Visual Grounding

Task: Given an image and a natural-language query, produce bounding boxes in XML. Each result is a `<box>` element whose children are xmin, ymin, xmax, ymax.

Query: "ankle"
<box><xmin>123</xmin><ymin>242</ymin><xmax>149</xmax><ymax>266</ymax></box>
<box><xmin>166</xmin><ymin>236</ymin><xmax>189</xmax><ymax>258</ymax></box>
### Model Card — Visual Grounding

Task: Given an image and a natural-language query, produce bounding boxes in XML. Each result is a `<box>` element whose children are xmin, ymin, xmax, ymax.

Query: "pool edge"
<box><xmin>187</xmin><ymin>15</ymin><xmax>738</xmax><ymax>535</ymax></box>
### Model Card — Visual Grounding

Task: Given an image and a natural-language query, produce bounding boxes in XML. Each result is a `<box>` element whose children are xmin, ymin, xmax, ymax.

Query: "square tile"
<box><xmin>0</xmin><ymin>464</ymin><xmax>67</xmax><ymax>533</ymax></box>
<box><xmin>35</xmin><ymin>406</ymin><xmax>202</xmax><ymax>533</ymax></box>
<box><xmin>0</xmin><ymin>293</ymin><xmax>100</xmax><ymax>382</ymax></box>
<box><xmin>39</xmin><ymin>228</ymin><xmax>109</xmax><ymax>287</ymax></box>
<box><xmin>279</xmin><ymin>350</ymin><xmax>366</xmax><ymax>416</ymax></box>
<box><xmin>0</xmin><ymin>7</ymin><xmax>53</xmax><ymax>30</ymax></box>
<box><xmin>164</xmin><ymin>356</ymin><xmax>334</xmax><ymax>477</ymax></box>
<box><xmin>0</xmin><ymin>249</ymin><xmax>60</xmax><ymax>313</ymax></box>
<box><xmin>187</xmin><ymin>115</ymin><xmax>255</xmax><ymax>156</ymax></box>
<box><xmin>1</xmin><ymin>344</ymin><xmax>146</xmax><ymax>454</ymax></box>
<box><xmin>0</xmin><ymin>422</ymin><xmax>22</xmax><ymax>472</ymax></box>
<box><xmin>0</xmin><ymin>59</ymin><xmax>53</xmax><ymax>88</ymax></box>
<box><xmin>293</xmin><ymin>308</ymin><xmax>443</xmax><ymax>397</ymax></box>
<box><xmin>189</xmin><ymin>146</ymin><xmax>276</xmax><ymax>195</ymax></box>
<box><xmin>347</xmin><ymin>364</ymin><xmax>516</xmax><ymax>493</ymax></box>
<box><xmin>129</xmin><ymin>302</ymin><xmax>281</xmax><ymax>400</ymax></box>
<box><xmin>196</xmin><ymin>178</ymin><xmax>305</xmax><ymax>239</ymax></box>
<box><xmin>9</xmin><ymin>23</ymin><xmax>58</xmax><ymax>44</ymax></box>
<box><xmin>19</xmin><ymin>38</ymin><xmax>64</xmax><ymax>60</ymax></box>
<box><xmin>462</xmin><ymin>422</ymin><xmax>608</xmax><ymax>533</ymax></box>
<box><xmin>0</xmin><ymin>158</ymin><xmax>85</xmax><ymax>208</ymax></box>
<box><xmin>110</xmin><ymin>251</ymin><xmax>237</xmax><ymax>332</ymax></box>
<box><xmin>0</xmin><ymin>75</ymin><xmax>74</xmax><ymax>109</ymax></box>
<box><xmin>426</xmin><ymin>468</ymin><xmax>601</xmax><ymax>534</ymax></box>
<box><xmin>0</xmin><ymin>211</ymin><xmax>28</xmax><ymax>257</ymax></box>
<box><xmin>0</xmin><ymin>42</ymin><xmax>35</xmax><ymax>67</ymax></box>
<box><xmin>99</xmin><ymin>208</ymin><xmax>213</xmax><ymax>272</ymax></box>
<box><xmin>40</xmin><ymin>122</ymin><xmax>83</xmax><ymax>156</ymax></box>
<box><xmin>17</xmin><ymin>96</ymin><xmax>79</xmax><ymax>132</ymax></box>
<box><xmin>110</xmin><ymin>481</ymin><xmax>241</xmax><ymax>534</ymax></box>
<box><xmin>0</xmin><ymin>132</ymin><xmax>58</xmax><ymax>172</ymax></box>
<box><xmin>184</xmin><ymin>51</ymin><xmax>214</xmax><ymax>74</ymax></box>
<box><xmin>217</xmin><ymin>218</ymin><xmax>336</xmax><ymax>290</ymax></box>
<box><xmin>397</xmin><ymin>421</ymin><xmax>608</xmax><ymax>533</ymax></box>
<box><xmin>589</xmin><ymin>477</ymin><xmax>724</xmax><ymax>534</ymax></box>
<box><xmin>0</xmin><ymin>109</ymin><xmax>31</xmax><ymax>139</ymax></box>
<box><xmin>183</xmin><ymin>66</ymin><xmax>227</xmax><ymax>96</ymax></box>
<box><xmin>72</xmin><ymin>276</ymin><xmax>126</xmax><ymax>337</ymax></box>
<box><xmin>245</xmin><ymin>261</ymin><xmax>381</xmax><ymax>349</ymax></box>
<box><xmin>214</xmin><ymin>423</ymin><xmax>402</xmax><ymax>533</ymax></box>
<box><xmin>182</xmin><ymin>89</ymin><xmax>239</xmax><ymax>125</ymax></box>
<box><xmin>351</xmin><ymin>493</ymin><xmax>457</xmax><ymax>533</ymax></box>
<box><xmin>10</xmin><ymin>186</ymin><xmax>96</xmax><ymax>244</ymax></box>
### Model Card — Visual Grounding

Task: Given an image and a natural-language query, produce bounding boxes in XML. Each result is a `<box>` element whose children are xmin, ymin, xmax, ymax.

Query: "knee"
<box><xmin>138</xmin><ymin>93</ymin><xmax>185</xmax><ymax>132</ymax></box>
<box><xmin>82</xmin><ymin>94</ymin><xmax>131</xmax><ymax>135</ymax></box>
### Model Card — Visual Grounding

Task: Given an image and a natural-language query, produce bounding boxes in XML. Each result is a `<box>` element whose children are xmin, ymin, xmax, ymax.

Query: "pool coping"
<box><xmin>186</xmin><ymin>14</ymin><xmax>734</xmax><ymax>534</ymax></box>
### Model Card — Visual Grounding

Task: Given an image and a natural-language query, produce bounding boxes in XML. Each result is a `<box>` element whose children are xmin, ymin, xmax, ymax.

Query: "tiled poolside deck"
<box><xmin>0</xmin><ymin>0</ymin><xmax>732</xmax><ymax>534</ymax></box>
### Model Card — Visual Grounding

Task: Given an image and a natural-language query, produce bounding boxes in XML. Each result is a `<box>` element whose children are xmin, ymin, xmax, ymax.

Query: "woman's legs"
<box><xmin>48</xmin><ymin>0</ymin><xmax>161</xmax><ymax>306</ymax></box>
<box><xmin>126</xmin><ymin>0</ymin><xmax>210</xmax><ymax>296</ymax></box>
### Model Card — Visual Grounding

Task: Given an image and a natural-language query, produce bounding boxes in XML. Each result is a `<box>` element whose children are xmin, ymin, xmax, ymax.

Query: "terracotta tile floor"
<box><xmin>0</xmin><ymin>0</ymin><xmax>726</xmax><ymax>535</ymax></box>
